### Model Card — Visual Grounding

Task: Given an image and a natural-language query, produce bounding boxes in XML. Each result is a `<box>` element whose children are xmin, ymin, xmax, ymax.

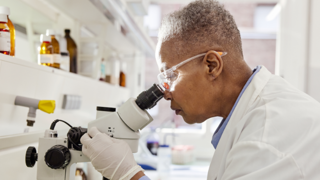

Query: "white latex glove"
<box><xmin>81</xmin><ymin>127</ymin><xmax>143</xmax><ymax>180</ymax></box>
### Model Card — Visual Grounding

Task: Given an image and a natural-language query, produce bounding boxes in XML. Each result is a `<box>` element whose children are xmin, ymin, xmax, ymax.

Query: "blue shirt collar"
<box><xmin>211</xmin><ymin>66</ymin><xmax>262</xmax><ymax>149</ymax></box>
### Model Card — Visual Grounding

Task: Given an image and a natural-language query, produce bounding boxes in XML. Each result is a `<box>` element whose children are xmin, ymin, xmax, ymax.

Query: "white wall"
<box><xmin>307</xmin><ymin>0</ymin><xmax>320</xmax><ymax>101</ymax></box>
<box><xmin>126</xmin><ymin>51</ymin><xmax>146</xmax><ymax>97</ymax></box>
<box><xmin>15</xmin><ymin>31</ymin><xmax>33</xmax><ymax>62</ymax></box>
<box><xmin>278</xmin><ymin>0</ymin><xmax>320</xmax><ymax>102</ymax></box>
<box><xmin>277</xmin><ymin>0</ymin><xmax>309</xmax><ymax>92</ymax></box>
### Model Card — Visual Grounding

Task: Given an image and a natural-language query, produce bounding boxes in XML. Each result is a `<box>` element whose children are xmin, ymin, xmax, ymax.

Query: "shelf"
<box><xmin>0</xmin><ymin>0</ymin><xmax>149</xmax><ymax>96</ymax></box>
<box><xmin>40</xmin><ymin>0</ymin><xmax>139</xmax><ymax>54</ymax></box>
<box><xmin>79</xmin><ymin>54</ymin><xmax>97</xmax><ymax>60</ymax></box>
<box><xmin>0</xmin><ymin>0</ymin><xmax>54</xmax><ymax>33</ymax></box>
<box><xmin>0</xmin><ymin>54</ymin><xmax>130</xmax><ymax>129</ymax></box>
<box><xmin>1</xmin><ymin>0</ymin><xmax>150</xmax><ymax>55</ymax></box>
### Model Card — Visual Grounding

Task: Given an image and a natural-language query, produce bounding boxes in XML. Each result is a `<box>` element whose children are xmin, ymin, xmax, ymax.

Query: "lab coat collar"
<box><xmin>211</xmin><ymin>66</ymin><xmax>262</xmax><ymax>149</ymax></box>
<box><xmin>207</xmin><ymin>66</ymin><xmax>272</xmax><ymax>179</ymax></box>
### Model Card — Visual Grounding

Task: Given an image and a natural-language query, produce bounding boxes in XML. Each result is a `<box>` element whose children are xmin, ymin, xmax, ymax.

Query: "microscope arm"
<box><xmin>65</xmin><ymin>150</ymin><xmax>90</xmax><ymax>180</ymax></box>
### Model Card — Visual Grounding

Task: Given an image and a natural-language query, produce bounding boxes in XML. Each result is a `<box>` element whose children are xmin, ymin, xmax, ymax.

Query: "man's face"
<box><xmin>156</xmin><ymin>39</ymin><xmax>222</xmax><ymax>124</ymax></box>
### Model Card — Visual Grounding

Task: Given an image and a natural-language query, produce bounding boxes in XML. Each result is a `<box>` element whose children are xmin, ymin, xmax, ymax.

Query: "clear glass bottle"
<box><xmin>106</xmin><ymin>53</ymin><xmax>119</xmax><ymax>85</ymax></box>
<box><xmin>0</xmin><ymin>7</ymin><xmax>11</xmax><ymax>55</ymax></box>
<box><xmin>65</xmin><ymin>29</ymin><xmax>77</xmax><ymax>73</ymax></box>
<box><xmin>39</xmin><ymin>35</ymin><xmax>53</xmax><ymax>67</ymax></box>
<box><xmin>46</xmin><ymin>30</ymin><xmax>60</xmax><ymax>69</ymax></box>
<box><xmin>99</xmin><ymin>58</ymin><xmax>106</xmax><ymax>81</ymax></box>
<box><xmin>157</xmin><ymin>144</ymin><xmax>171</xmax><ymax>178</ymax></box>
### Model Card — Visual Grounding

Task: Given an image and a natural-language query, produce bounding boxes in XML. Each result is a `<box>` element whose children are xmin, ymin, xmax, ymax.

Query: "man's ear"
<box><xmin>203</xmin><ymin>50</ymin><xmax>223</xmax><ymax>80</ymax></box>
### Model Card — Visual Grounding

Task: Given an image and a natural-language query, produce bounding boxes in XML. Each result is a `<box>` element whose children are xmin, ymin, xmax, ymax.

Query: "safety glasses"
<box><xmin>157</xmin><ymin>51</ymin><xmax>227</xmax><ymax>91</ymax></box>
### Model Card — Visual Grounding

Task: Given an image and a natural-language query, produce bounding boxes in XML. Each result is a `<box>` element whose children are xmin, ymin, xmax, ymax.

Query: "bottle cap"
<box><xmin>0</xmin><ymin>7</ymin><xmax>9</xmax><ymax>23</ymax></box>
<box><xmin>41</xmin><ymin>34</ymin><xmax>51</xmax><ymax>43</ymax></box>
<box><xmin>0</xmin><ymin>15</ymin><xmax>7</xmax><ymax>23</ymax></box>
<box><xmin>76</xmin><ymin>162</ymin><xmax>85</xmax><ymax>169</ymax></box>
<box><xmin>65</xmin><ymin>29</ymin><xmax>71</xmax><ymax>34</ymax></box>
<box><xmin>46</xmin><ymin>29</ymin><xmax>56</xmax><ymax>36</ymax></box>
<box><xmin>120</xmin><ymin>61</ymin><xmax>127</xmax><ymax>72</ymax></box>
<box><xmin>0</xmin><ymin>6</ymin><xmax>10</xmax><ymax>15</ymax></box>
<box><xmin>159</xmin><ymin>145</ymin><xmax>169</xmax><ymax>148</ymax></box>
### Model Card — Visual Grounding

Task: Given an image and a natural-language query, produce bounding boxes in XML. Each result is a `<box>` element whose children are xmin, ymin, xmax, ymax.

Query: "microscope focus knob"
<box><xmin>25</xmin><ymin>146</ymin><xmax>38</xmax><ymax>167</ymax></box>
<box><xmin>45</xmin><ymin>145</ymin><xmax>71</xmax><ymax>169</ymax></box>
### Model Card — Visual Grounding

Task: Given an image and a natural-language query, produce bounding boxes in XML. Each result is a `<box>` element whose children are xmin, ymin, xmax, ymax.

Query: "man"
<box><xmin>81</xmin><ymin>0</ymin><xmax>320</xmax><ymax>179</ymax></box>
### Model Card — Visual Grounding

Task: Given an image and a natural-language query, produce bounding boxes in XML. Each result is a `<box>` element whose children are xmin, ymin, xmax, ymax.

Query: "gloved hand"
<box><xmin>81</xmin><ymin>127</ymin><xmax>143</xmax><ymax>180</ymax></box>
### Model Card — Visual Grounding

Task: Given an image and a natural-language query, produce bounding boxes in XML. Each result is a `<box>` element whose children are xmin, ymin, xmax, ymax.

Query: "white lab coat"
<box><xmin>208</xmin><ymin>66</ymin><xmax>320</xmax><ymax>180</ymax></box>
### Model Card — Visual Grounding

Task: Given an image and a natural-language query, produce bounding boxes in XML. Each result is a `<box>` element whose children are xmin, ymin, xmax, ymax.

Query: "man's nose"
<box><xmin>163</xmin><ymin>90</ymin><xmax>172</xmax><ymax>100</ymax></box>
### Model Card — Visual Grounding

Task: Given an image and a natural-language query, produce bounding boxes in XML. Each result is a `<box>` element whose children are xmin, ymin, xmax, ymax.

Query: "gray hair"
<box><xmin>159</xmin><ymin>0</ymin><xmax>243</xmax><ymax>57</ymax></box>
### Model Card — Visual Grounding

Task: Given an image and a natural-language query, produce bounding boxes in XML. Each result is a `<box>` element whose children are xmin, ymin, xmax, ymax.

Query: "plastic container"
<box><xmin>0</xmin><ymin>7</ymin><xmax>11</xmax><ymax>55</ymax></box>
<box><xmin>172</xmin><ymin>145</ymin><xmax>194</xmax><ymax>164</ymax></box>
<box><xmin>146</xmin><ymin>128</ymin><xmax>159</xmax><ymax>155</ymax></box>
<box><xmin>157</xmin><ymin>145</ymin><xmax>171</xmax><ymax>178</ymax></box>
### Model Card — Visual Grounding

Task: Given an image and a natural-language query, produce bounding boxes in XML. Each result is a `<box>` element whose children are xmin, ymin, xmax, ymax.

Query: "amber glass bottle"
<box><xmin>46</xmin><ymin>30</ymin><xmax>60</xmax><ymax>69</ymax></box>
<box><xmin>51</xmin><ymin>36</ymin><xmax>60</xmax><ymax>54</ymax></box>
<box><xmin>7</xmin><ymin>16</ymin><xmax>14</xmax><ymax>56</ymax></box>
<box><xmin>119</xmin><ymin>71</ymin><xmax>126</xmax><ymax>87</ymax></box>
<box><xmin>0</xmin><ymin>8</ymin><xmax>10</xmax><ymax>55</ymax></box>
<box><xmin>39</xmin><ymin>35</ymin><xmax>53</xmax><ymax>67</ymax></box>
<box><xmin>75</xmin><ymin>168</ymin><xmax>87</xmax><ymax>180</ymax></box>
<box><xmin>65</xmin><ymin>29</ymin><xmax>77</xmax><ymax>73</ymax></box>
<box><xmin>75</xmin><ymin>163</ymin><xmax>87</xmax><ymax>180</ymax></box>
<box><xmin>50</xmin><ymin>35</ymin><xmax>60</xmax><ymax>69</ymax></box>
<box><xmin>0</xmin><ymin>21</ymin><xmax>10</xmax><ymax>55</ymax></box>
<box><xmin>119</xmin><ymin>61</ymin><xmax>126</xmax><ymax>87</ymax></box>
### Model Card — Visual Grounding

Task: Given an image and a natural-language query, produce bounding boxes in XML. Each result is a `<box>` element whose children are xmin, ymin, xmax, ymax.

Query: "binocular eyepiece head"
<box><xmin>135</xmin><ymin>84</ymin><xmax>164</xmax><ymax>110</ymax></box>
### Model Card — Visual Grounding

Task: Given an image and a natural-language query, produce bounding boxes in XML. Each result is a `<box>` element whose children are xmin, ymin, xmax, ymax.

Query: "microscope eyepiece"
<box><xmin>135</xmin><ymin>84</ymin><xmax>164</xmax><ymax>110</ymax></box>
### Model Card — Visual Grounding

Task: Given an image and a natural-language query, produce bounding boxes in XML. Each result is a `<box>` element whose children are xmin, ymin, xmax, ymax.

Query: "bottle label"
<box><xmin>0</xmin><ymin>31</ymin><xmax>10</xmax><ymax>51</ymax></box>
<box><xmin>74</xmin><ymin>176</ymin><xmax>82</xmax><ymax>180</ymax></box>
<box><xmin>60</xmin><ymin>55</ymin><xmax>70</xmax><ymax>71</ymax></box>
<box><xmin>39</xmin><ymin>54</ymin><xmax>53</xmax><ymax>64</ymax></box>
<box><xmin>52</xmin><ymin>54</ymin><xmax>61</xmax><ymax>63</ymax></box>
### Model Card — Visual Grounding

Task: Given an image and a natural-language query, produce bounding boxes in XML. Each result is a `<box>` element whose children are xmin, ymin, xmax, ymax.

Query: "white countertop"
<box><xmin>144</xmin><ymin>161</ymin><xmax>210</xmax><ymax>180</ymax></box>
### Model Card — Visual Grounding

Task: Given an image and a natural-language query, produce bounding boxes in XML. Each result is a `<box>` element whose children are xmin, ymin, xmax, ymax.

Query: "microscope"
<box><xmin>25</xmin><ymin>84</ymin><xmax>164</xmax><ymax>180</ymax></box>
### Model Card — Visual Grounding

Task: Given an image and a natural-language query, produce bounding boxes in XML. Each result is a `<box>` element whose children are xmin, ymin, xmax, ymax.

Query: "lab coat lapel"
<box><xmin>207</xmin><ymin>66</ymin><xmax>272</xmax><ymax>180</ymax></box>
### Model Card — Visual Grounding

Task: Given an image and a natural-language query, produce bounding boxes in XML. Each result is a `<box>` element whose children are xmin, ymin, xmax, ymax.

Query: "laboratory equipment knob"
<box><xmin>45</xmin><ymin>145</ymin><xmax>71</xmax><ymax>169</ymax></box>
<box><xmin>25</xmin><ymin>146</ymin><xmax>38</xmax><ymax>167</ymax></box>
